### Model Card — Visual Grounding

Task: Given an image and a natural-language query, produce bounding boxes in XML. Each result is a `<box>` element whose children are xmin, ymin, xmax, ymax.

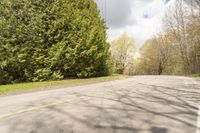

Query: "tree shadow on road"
<box><xmin>9</xmin><ymin>82</ymin><xmax>199</xmax><ymax>133</ymax></box>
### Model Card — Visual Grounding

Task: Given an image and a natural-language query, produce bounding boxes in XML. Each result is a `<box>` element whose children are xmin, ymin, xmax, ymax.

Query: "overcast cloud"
<box><xmin>95</xmin><ymin>0</ymin><xmax>175</xmax><ymax>47</ymax></box>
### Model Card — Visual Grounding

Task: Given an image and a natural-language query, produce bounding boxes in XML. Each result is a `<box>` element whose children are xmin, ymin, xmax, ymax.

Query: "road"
<box><xmin>0</xmin><ymin>76</ymin><xmax>199</xmax><ymax>133</ymax></box>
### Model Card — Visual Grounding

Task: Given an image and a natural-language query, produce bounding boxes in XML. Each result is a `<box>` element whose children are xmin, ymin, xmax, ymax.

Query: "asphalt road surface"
<box><xmin>0</xmin><ymin>76</ymin><xmax>200</xmax><ymax>133</ymax></box>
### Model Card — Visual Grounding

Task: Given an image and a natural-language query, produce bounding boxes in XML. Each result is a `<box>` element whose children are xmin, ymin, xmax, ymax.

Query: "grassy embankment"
<box><xmin>0</xmin><ymin>74</ymin><xmax>127</xmax><ymax>95</ymax></box>
<box><xmin>189</xmin><ymin>73</ymin><xmax>200</xmax><ymax>80</ymax></box>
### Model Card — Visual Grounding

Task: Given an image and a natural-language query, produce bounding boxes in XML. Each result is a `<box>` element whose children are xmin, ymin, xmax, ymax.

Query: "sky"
<box><xmin>95</xmin><ymin>0</ymin><xmax>175</xmax><ymax>47</ymax></box>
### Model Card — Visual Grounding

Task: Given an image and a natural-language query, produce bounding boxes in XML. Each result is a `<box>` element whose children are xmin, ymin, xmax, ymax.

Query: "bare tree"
<box><xmin>110</xmin><ymin>33</ymin><xmax>136</xmax><ymax>74</ymax></box>
<box><xmin>163</xmin><ymin>0</ymin><xmax>191</xmax><ymax>73</ymax></box>
<box><xmin>154</xmin><ymin>33</ymin><xmax>172</xmax><ymax>75</ymax></box>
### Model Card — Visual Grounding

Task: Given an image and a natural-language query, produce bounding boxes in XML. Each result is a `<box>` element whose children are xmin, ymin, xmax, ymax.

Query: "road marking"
<box><xmin>197</xmin><ymin>106</ymin><xmax>200</xmax><ymax>133</ymax></box>
<box><xmin>0</xmin><ymin>95</ymin><xmax>91</xmax><ymax>120</ymax></box>
<box><xmin>0</xmin><ymin>88</ymin><xmax>115</xmax><ymax>120</ymax></box>
<box><xmin>191</xmin><ymin>79</ymin><xmax>200</xmax><ymax>133</ymax></box>
<box><xmin>0</xmin><ymin>99</ymin><xmax>72</xmax><ymax>119</ymax></box>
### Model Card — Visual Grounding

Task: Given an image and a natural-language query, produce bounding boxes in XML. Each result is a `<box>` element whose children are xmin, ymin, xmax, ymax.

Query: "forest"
<box><xmin>110</xmin><ymin>0</ymin><xmax>200</xmax><ymax>76</ymax></box>
<box><xmin>0</xmin><ymin>0</ymin><xmax>199</xmax><ymax>85</ymax></box>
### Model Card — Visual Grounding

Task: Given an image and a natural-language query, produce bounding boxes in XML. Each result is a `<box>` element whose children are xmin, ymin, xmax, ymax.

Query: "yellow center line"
<box><xmin>0</xmin><ymin>96</ymin><xmax>89</xmax><ymax>120</ymax></box>
<box><xmin>0</xmin><ymin>89</ymin><xmax>117</xmax><ymax>120</ymax></box>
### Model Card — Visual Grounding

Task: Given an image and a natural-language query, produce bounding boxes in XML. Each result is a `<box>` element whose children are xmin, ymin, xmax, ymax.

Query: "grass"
<box><xmin>0</xmin><ymin>74</ymin><xmax>127</xmax><ymax>95</ymax></box>
<box><xmin>188</xmin><ymin>73</ymin><xmax>200</xmax><ymax>80</ymax></box>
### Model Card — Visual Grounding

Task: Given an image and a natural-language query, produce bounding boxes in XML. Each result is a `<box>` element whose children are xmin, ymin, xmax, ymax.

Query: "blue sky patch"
<box><xmin>164</xmin><ymin>0</ymin><xmax>171</xmax><ymax>5</ymax></box>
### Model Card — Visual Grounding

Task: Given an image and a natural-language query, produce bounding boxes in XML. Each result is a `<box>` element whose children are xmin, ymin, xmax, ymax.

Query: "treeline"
<box><xmin>134</xmin><ymin>0</ymin><xmax>200</xmax><ymax>75</ymax></box>
<box><xmin>0</xmin><ymin>0</ymin><xmax>111</xmax><ymax>85</ymax></box>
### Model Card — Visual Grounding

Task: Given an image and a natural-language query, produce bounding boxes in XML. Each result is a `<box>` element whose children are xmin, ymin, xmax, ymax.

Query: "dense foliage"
<box><xmin>0</xmin><ymin>0</ymin><xmax>111</xmax><ymax>84</ymax></box>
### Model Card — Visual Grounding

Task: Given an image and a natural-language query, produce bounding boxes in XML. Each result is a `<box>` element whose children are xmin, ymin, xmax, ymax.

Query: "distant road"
<box><xmin>0</xmin><ymin>76</ymin><xmax>199</xmax><ymax>133</ymax></box>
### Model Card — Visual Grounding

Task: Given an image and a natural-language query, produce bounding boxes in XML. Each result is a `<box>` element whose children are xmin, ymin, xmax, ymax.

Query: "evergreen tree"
<box><xmin>0</xmin><ymin>0</ymin><xmax>110</xmax><ymax>84</ymax></box>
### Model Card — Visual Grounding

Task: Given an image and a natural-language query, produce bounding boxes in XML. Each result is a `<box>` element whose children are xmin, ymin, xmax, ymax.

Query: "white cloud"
<box><xmin>96</xmin><ymin>0</ymin><xmax>175</xmax><ymax>47</ymax></box>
